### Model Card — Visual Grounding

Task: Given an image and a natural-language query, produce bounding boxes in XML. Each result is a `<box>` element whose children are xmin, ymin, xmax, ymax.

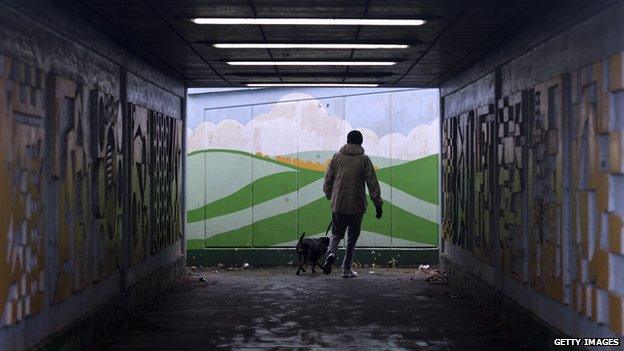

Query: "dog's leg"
<box><xmin>296</xmin><ymin>252</ymin><xmax>306</xmax><ymax>275</ymax></box>
<box><xmin>312</xmin><ymin>260</ymin><xmax>318</xmax><ymax>273</ymax></box>
<box><xmin>296</xmin><ymin>265</ymin><xmax>303</xmax><ymax>275</ymax></box>
<box><xmin>300</xmin><ymin>254</ymin><xmax>308</xmax><ymax>274</ymax></box>
<box><xmin>305</xmin><ymin>252</ymin><xmax>315</xmax><ymax>273</ymax></box>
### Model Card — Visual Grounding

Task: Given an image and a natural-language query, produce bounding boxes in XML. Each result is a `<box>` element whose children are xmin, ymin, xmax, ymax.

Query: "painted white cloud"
<box><xmin>187</xmin><ymin>93</ymin><xmax>439</xmax><ymax>161</ymax></box>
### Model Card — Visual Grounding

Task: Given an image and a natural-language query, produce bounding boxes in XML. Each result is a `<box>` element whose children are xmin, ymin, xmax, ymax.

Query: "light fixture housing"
<box><xmin>191</xmin><ymin>18</ymin><xmax>425</xmax><ymax>26</ymax></box>
<box><xmin>213</xmin><ymin>43</ymin><xmax>409</xmax><ymax>49</ymax></box>
<box><xmin>246</xmin><ymin>83</ymin><xmax>380</xmax><ymax>87</ymax></box>
<box><xmin>227</xmin><ymin>61</ymin><xmax>396</xmax><ymax>66</ymax></box>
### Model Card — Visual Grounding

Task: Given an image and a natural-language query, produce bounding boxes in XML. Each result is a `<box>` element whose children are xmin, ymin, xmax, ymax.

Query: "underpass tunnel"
<box><xmin>0</xmin><ymin>0</ymin><xmax>622</xmax><ymax>350</ymax></box>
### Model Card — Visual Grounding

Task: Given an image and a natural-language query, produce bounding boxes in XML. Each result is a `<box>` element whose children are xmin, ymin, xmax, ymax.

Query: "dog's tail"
<box><xmin>298</xmin><ymin>232</ymin><xmax>305</xmax><ymax>243</ymax></box>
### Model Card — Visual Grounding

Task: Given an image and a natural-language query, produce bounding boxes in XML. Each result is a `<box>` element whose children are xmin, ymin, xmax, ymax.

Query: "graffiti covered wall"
<box><xmin>186</xmin><ymin>88</ymin><xmax>440</xmax><ymax>248</ymax></box>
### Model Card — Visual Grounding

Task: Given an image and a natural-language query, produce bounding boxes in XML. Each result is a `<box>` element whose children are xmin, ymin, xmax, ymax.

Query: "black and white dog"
<box><xmin>295</xmin><ymin>232</ymin><xmax>330</xmax><ymax>275</ymax></box>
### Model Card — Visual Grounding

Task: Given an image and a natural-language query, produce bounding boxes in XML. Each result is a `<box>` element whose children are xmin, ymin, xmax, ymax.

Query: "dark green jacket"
<box><xmin>323</xmin><ymin>143</ymin><xmax>383</xmax><ymax>214</ymax></box>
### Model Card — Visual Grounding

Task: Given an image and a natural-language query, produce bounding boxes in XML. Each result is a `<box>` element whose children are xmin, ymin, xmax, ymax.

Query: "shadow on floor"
<box><xmin>99</xmin><ymin>267</ymin><xmax>528</xmax><ymax>350</ymax></box>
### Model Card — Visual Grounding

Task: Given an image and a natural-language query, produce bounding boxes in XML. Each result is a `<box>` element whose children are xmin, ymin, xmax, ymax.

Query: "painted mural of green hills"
<box><xmin>187</xmin><ymin>169</ymin><xmax>323</xmax><ymax>223</ymax></box>
<box><xmin>376</xmin><ymin>154</ymin><xmax>439</xmax><ymax>204</ymax></box>
<box><xmin>187</xmin><ymin>150</ymin><xmax>438</xmax><ymax>223</ymax></box>
<box><xmin>186</xmin><ymin>149</ymin><xmax>439</xmax><ymax>249</ymax></box>
<box><xmin>186</xmin><ymin>197</ymin><xmax>438</xmax><ymax>249</ymax></box>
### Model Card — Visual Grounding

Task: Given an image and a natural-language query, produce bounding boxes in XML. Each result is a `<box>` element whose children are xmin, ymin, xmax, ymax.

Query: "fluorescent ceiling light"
<box><xmin>227</xmin><ymin>61</ymin><xmax>396</xmax><ymax>66</ymax></box>
<box><xmin>246</xmin><ymin>83</ymin><xmax>379</xmax><ymax>87</ymax></box>
<box><xmin>213</xmin><ymin>43</ymin><xmax>409</xmax><ymax>49</ymax></box>
<box><xmin>192</xmin><ymin>18</ymin><xmax>425</xmax><ymax>26</ymax></box>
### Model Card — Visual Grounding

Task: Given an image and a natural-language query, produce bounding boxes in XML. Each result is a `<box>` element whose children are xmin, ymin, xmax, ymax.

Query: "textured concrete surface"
<box><xmin>99</xmin><ymin>268</ymin><xmax>528</xmax><ymax>350</ymax></box>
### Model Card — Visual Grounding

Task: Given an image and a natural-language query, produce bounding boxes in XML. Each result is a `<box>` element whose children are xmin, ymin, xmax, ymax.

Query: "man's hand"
<box><xmin>375</xmin><ymin>204</ymin><xmax>383</xmax><ymax>219</ymax></box>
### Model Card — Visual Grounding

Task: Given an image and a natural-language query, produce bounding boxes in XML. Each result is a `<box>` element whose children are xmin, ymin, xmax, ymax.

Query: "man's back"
<box><xmin>323</xmin><ymin>143</ymin><xmax>382</xmax><ymax>214</ymax></box>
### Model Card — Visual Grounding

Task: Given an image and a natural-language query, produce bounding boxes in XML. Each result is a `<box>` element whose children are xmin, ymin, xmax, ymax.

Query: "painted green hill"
<box><xmin>376</xmin><ymin>154</ymin><xmax>439</xmax><ymax>204</ymax></box>
<box><xmin>186</xmin><ymin>149</ymin><xmax>301</xmax><ymax>212</ymax></box>
<box><xmin>188</xmin><ymin>148</ymin><xmax>299</xmax><ymax>170</ymax></box>
<box><xmin>187</xmin><ymin>168</ymin><xmax>323</xmax><ymax>222</ymax></box>
<box><xmin>187</xmin><ymin>197</ymin><xmax>438</xmax><ymax>249</ymax></box>
<box><xmin>185</xmin><ymin>148</ymin><xmax>439</xmax><ymax>249</ymax></box>
<box><xmin>187</xmin><ymin>151</ymin><xmax>438</xmax><ymax>223</ymax></box>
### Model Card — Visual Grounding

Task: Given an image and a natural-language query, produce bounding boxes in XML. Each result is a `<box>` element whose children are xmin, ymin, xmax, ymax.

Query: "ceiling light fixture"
<box><xmin>246</xmin><ymin>83</ymin><xmax>380</xmax><ymax>87</ymax></box>
<box><xmin>191</xmin><ymin>18</ymin><xmax>425</xmax><ymax>26</ymax></box>
<box><xmin>227</xmin><ymin>61</ymin><xmax>396</xmax><ymax>66</ymax></box>
<box><xmin>213</xmin><ymin>43</ymin><xmax>409</xmax><ymax>49</ymax></box>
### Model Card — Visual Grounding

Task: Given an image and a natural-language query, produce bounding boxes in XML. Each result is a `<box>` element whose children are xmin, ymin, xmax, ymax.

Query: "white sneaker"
<box><xmin>342</xmin><ymin>270</ymin><xmax>358</xmax><ymax>278</ymax></box>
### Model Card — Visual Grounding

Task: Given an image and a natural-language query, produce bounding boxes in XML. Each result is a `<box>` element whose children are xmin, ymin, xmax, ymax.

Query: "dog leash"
<box><xmin>324</xmin><ymin>219</ymin><xmax>332</xmax><ymax>237</ymax></box>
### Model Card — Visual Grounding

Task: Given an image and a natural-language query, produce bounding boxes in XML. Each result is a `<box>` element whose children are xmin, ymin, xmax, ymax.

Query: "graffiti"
<box><xmin>0</xmin><ymin>56</ymin><xmax>46</xmax><ymax>326</ymax></box>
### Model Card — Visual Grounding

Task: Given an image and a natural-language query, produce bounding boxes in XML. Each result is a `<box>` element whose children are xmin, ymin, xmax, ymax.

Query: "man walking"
<box><xmin>321</xmin><ymin>130</ymin><xmax>383</xmax><ymax>278</ymax></box>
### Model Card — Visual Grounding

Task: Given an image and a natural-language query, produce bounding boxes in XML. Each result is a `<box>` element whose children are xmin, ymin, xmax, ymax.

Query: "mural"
<box><xmin>442</xmin><ymin>104</ymin><xmax>496</xmax><ymax>263</ymax></box>
<box><xmin>0</xmin><ymin>56</ymin><xmax>46</xmax><ymax>326</ymax></box>
<box><xmin>130</xmin><ymin>104</ymin><xmax>150</xmax><ymax>264</ymax></box>
<box><xmin>186</xmin><ymin>89</ymin><xmax>440</xmax><ymax>248</ymax></box>
<box><xmin>90</xmin><ymin>88</ymin><xmax>124</xmax><ymax>282</ymax></box>
<box><xmin>0</xmin><ymin>54</ymin><xmax>184</xmax><ymax>328</ymax></box>
<box><xmin>496</xmin><ymin>92</ymin><xmax>527</xmax><ymax>281</ymax></box>
<box><xmin>441</xmin><ymin>51</ymin><xmax>624</xmax><ymax>335</ymax></box>
<box><xmin>149</xmin><ymin>110</ymin><xmax>183</xmax><ymax>254</ymax></box>
<box><xmin>528</xmin><ymin>77</ymin><xmax>568</xmax><ymax>303</ymax></box>
<box><xmin>50</xmin><ymin>77</ymin><xmax>124</xmax><ymax>303</ymax></box>
<box><xmin>571</xmin><ymin>55</ymin><xmax>624</xmax><ymax>333</ymax></box>
<box><xmin>51</xmin><ymin>76</ymin><xmax>91</xmax><ymax>302</ymax></box>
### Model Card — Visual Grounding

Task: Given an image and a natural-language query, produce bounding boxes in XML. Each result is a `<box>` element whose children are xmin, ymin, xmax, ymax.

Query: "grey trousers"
<box><xmin>327</xmin><ymin>212</ymin><xmax>364</xmax><ymax>272</ymax></box>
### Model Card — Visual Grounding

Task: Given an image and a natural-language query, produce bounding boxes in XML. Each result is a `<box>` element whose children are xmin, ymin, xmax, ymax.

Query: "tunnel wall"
<box><xmin>439</xmin><ymin>0</ymin><xmax>624</xmax><ymax>347</ymax></box>
<box><xmin>0</xmin><ymin>1</ymin><xmax>186</xmax><ymax>350</ymax></box>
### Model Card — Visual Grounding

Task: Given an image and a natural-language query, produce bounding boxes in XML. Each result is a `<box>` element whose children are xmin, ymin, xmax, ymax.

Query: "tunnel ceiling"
<box><xmin>56</xmin><ymin>0</ymin><xmax>543</xmax><ymax>88</ymax></box>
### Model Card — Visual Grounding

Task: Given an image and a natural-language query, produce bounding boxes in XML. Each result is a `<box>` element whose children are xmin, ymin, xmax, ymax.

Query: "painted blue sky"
<box><xmin>187</xmin><ymin>87</ymin><xmax>439</xmax><ymax>136</ymax></box>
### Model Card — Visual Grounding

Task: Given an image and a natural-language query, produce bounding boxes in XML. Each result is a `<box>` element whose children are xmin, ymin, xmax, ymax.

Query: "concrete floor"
<box><xmin>99</xmin><ymin>267</ymin><xmax>528</xmax><ymax>350</ymax></box>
